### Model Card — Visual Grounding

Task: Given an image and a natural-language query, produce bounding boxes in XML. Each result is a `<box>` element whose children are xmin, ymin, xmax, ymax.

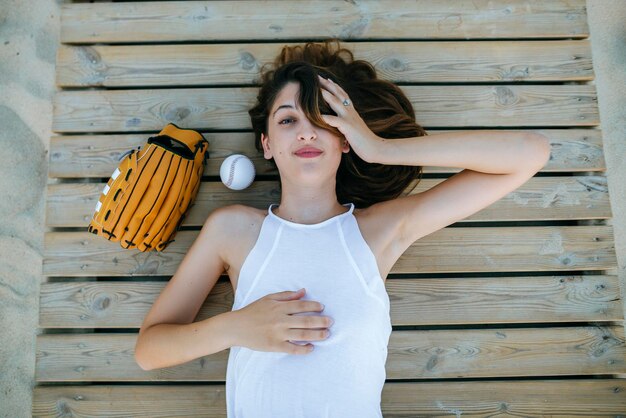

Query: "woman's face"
<box><xmin>261</xmin><ymin>81</ymin><xmax>350</xmax><ymax>182</ymax></box>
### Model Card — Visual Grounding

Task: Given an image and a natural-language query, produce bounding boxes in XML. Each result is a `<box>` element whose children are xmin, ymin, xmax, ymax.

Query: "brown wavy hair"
<box><xmin>248</xmin><ymin>39</ymin><xmax>425</xmax><ymax>209</ymax></box>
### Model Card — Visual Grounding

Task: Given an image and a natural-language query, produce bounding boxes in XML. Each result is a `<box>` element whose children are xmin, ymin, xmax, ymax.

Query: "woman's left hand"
<box><xmin>317</xmin><ymin>74</ymin><xmax>382</xmax><ymax>163</ymax></box>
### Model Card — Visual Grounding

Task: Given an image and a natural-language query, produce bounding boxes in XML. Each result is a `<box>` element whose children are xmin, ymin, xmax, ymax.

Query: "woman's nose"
<box><xmin>298</xmin><ymin>129</ymin><xmax>317</xmax><ymax>141</ymax></box>
<box><xmin>298</xmin><ymin>121</ymin><xmax>318</xmax><ymax>139</ymax></box>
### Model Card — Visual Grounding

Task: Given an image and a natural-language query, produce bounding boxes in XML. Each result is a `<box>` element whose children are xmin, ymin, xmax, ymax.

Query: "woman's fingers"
<box><xmin>318</xmin><ymin>74</ymin><xmax>345</xmax><ymax>95</ymax></box>
<box><xmin>320</xmin><ymin>87</ymin><xmax>343</xmax><ymax>111</ymax></box>
<box><xmin>318</xmin><ymin>75</ymin><xmax>351</xmax><ymax>112</ymax></box>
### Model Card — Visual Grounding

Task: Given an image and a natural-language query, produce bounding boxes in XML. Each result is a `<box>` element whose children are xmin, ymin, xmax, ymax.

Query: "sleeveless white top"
<box><xmin>225</xmin><ymin>202</ymin><xmax>392</xmax><ymax>418</ymax></box>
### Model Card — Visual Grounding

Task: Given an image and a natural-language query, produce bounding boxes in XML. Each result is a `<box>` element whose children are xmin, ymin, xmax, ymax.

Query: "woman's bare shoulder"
<box><xmin>231</xmin><ymin>203</ymin><xmax>267</xmax><ymax>220</ymax></box>
<box><xmin>210</xmin><ymin>204</ymin><xmax>266</xmax><ymax>272</ymax></box>
<box><xmin>210</xmin><ymin>204</ymin><xmax>266</xmax><ymax>238</ymax></box>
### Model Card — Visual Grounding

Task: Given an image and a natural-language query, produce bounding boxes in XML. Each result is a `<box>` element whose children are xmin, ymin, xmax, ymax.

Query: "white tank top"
<box><xmin>225</xmin><ymin>202</ymin><xmax>392</xmax><ymax>418</ymax></box>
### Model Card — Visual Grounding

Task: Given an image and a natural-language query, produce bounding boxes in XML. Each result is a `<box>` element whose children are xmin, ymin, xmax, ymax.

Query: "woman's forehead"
<box><xmin>275</xmin><ymin>82</ymin><xmax>300</xmax><ymax>104</ymax></box>
<box><xmin>271</xmin><ymin>83</ymin><xmax>303</xmax><ymax>116</ymax></box>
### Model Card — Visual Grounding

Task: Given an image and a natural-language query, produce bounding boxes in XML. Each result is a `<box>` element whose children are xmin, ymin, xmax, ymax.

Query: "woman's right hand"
<box><xmin>232</xmin><ymin>288</ymin><xmax>334</xmax><ymax>355</ymax></box>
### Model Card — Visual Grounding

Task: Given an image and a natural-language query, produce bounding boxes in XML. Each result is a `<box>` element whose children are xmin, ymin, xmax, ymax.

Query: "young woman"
<box><xmin>134</xmin><ymin>40</ymin><xmax>551</xmax><ymax>417</ymax></box>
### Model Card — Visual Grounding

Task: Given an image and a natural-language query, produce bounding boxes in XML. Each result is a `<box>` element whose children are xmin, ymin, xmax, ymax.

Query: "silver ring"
<box><xmin>342</xmin><ymin>98</ymin><xmax>351</xmax><ymax>106</ymax></box>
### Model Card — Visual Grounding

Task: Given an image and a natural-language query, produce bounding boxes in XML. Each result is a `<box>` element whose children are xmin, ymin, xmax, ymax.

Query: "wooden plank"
<box><xmin>51</xmin><ymin>85</ymin><xmax>599</xmax><ymax>133</ymax></box>
<box><xmin>38</xmin><ymin>275</ymin><xmax>623</xmax><ymax>328</ymax></box>
<box><xmin>394</xmin><ymin>225</ymin><xmax>616</xmax><ymax>274</ymax></box>
<box><xmin>42</xmin><ymin>226</ymin><xmax>617</xmax><ymax>277</ymax></box>
<box><xmin>55</xmin><ymin>40</ymin><xmax>594</xmax><ymax>87</ymax></box>
<box><xmin>60</xmin><ymin>0</ymin><xmax>589</xmax><ymax>44</ymax></box>
<box><xmin>380</xmin><ymin>379</ymin><xmax>626</xmax><ymax>415</ymax></box>
<box><xmin>45</xmin><ymin>176</ymin><xmax>612</xmax><ymax>228</ymax></box>
<box><xmin>47</xmin><ymin>129</ymin><xmax>607</xmax><ymax>178</ymax></box>
<box><xmin>34</xmin><ymin>384</ymin><xmax>226</xmax><ymax>418</ymax></box>
<box><xmin>34</xmin><ymin>326</ymin><xmax>626</xmax><ymax>382</ymax></box>
<box><xmin>32</xmin><ymin>380</ymin><xmax>626</xmax><ymax>417</ymax></box>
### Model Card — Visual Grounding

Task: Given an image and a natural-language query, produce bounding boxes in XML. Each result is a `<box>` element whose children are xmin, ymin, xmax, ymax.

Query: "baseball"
<box><xmin>220</xmin><ymin>154</ymin><xmax>256</xmax><ymax>190</ymax></box>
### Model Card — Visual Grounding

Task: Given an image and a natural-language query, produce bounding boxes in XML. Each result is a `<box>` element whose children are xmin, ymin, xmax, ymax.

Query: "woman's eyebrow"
<box><xmin>272</xmin><ymin>104</ymin><xmax>295</xmax><ymax>119</ymax></box>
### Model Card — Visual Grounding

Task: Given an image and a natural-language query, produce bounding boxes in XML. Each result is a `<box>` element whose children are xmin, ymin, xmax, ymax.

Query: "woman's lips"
<box><xmin>295</xmin><ymin>151</ymin><xmax>323</xmax><ymax>158</ymax></box>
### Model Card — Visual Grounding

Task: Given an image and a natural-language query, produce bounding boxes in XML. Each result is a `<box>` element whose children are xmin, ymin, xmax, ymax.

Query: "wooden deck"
<box><xmin>35</xmin><ymin>0</ymin><xmax>625</xmax><ymax>416</ymax></box>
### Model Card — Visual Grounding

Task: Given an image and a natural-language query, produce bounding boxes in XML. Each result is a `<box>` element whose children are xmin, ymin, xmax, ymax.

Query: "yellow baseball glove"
<box><xmin>87</xmin><ymin>123</ymin><xmax>209</xmax><ymax>252</ymax></box>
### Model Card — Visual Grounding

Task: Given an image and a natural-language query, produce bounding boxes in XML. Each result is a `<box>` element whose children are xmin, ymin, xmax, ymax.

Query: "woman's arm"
<box><xmin>371</xmin><ymin>130</ymin><xmax>550</xmax><ymax>172</ymax></box>
<box><xmin>134</xmin><ymin>206</ymin><xmax>242</xmax><ymax>371</ymax></box>
<box><xmin>135</xmin><ymin>310</ymin><xmax>240</xmax><ymax>371</ymax></box>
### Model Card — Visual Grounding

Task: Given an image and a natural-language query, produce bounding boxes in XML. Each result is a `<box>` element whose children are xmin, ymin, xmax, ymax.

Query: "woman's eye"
<box><xmin>279</xmin><ymin>118</ymin><xmax>294</xmax><ymax>125</ymax></box>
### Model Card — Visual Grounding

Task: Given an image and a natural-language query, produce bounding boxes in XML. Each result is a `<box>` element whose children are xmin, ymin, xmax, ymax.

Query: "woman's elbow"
<box><xmin>135</xmin><ymin>355</ymin><xmax>152</xmax><ymax>371</ymax></box>
<box><xmin>528</xmin><ymin>133</ymin><xmax>551</xmax><ymax>168</ymax></box>
<box><xmin>134</xmin><ymin>336</ymin><xmax>153</xmax><ymax>371</ymax></box>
